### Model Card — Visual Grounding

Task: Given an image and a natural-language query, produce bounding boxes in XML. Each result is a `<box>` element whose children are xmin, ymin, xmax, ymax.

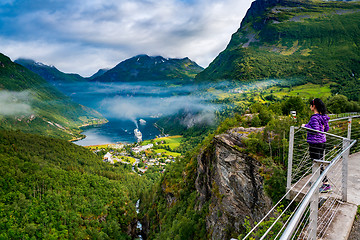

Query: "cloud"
<box><xmin>0</xmin><ymin>90</ymin><xmax>33</xmax><ymax>116</ymax></box>
<box><xmin>0</xmin><ymin>0</ymin><xmax>254</xmax><ymax>76</ymax></box>
<box><xmin>57</xmin><ymin>80</ymin><xmax>221</xmax><ymax>127</ymax></box>
<box><xmin>181</xmin><ymin>111</ymin><xmax>217</xmax><ymax>128</ymax></box>
<box><xmin>101</xmin><ymin>94</ymin><xmax>216</xmax><ymax>121</ymax></box>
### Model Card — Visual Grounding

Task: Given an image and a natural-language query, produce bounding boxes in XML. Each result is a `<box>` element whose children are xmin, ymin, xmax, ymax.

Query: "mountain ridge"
<box><xmin>196</xmin><ymin>0</ymin><xmax>360</xmax><ymax>100</ymax></box>
<box><xmin>15</xmin><ymin>58</ymin><xmax>86</xmax><ymax>82</ymax></box>
<box><xmin>91</xmin><ymin>54</ymin><xmax>204</xmax><ymax>82</ymax></box>
<box><xmin>16</xmin><ymin>54</ymin><xmax>204</xmax><ymax>83</ymax></box>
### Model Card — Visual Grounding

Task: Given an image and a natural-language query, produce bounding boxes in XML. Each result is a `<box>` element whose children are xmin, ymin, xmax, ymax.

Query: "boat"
<box><xmin>134</xmin><ymin>128</ymin><xmax>142</xmax><ymax>142</ymax></box>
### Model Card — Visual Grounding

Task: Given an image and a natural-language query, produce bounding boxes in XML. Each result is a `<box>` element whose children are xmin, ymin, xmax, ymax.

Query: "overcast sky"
<box><xmin>0</xmin><ymin>0</ymin><xmax>254</xmax><ymax>77</ymax></box>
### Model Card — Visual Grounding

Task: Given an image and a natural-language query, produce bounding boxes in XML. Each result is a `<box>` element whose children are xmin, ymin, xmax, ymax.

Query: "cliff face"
<box><xmin>195</xmin><ymin>127</ymin><xmax>272</xmax><ymax>240</ymax></box>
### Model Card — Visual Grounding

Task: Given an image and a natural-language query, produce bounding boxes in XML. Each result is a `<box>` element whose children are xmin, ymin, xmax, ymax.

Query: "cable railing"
<box><xmin>242</xmin><ymin>115</ymin><xmax>359</xmax><ymax>240</ymax></box>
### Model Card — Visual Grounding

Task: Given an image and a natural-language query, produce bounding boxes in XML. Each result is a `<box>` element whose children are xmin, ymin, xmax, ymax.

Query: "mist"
<box><xmin>0</xmin><ymin>90</ymin><xmax>33</xmax><ymax>116</ymax></box>
<box><xmin>52</xmin><ymin>78</ymin><xmax>291</xmax><ymax>129</ymax></box>
<box><xmin>52</xmin><ymin>80</ymin><xmax>229</xmax><ymax>127</ymax></box>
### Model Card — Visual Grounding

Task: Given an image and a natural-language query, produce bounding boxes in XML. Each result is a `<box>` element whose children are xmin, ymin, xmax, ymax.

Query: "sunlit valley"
<box><xmin>1</xmin><ymin>0</ymin><xmax>360</xmax><ymax>239</ymax></box>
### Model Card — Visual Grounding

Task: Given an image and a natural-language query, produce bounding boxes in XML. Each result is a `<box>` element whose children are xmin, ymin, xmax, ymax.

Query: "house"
<box><xmin>104</xmin><ymin>152</ymin><xmax>115</xmax><ymax>164</ymax></box>
<box><xmin>132</xmin><ymin>144</ymin><xmax>154</xmax><ymax>153</ymax></box>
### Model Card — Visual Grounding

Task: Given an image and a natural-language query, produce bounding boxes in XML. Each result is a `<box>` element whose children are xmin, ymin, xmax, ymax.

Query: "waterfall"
<box><xmin>135</xmin><ymin>199</ymin><xmax>143</xmax><ymax>240</ymax></box>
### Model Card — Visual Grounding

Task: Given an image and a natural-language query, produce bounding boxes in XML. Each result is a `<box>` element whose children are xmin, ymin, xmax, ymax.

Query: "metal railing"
<box><xmin>242</xmin><ymin>115</ymin><xmax>360</xmax><ymax>240</ymax></box>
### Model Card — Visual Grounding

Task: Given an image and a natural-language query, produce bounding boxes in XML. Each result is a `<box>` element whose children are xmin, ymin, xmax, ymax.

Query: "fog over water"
<box><xmin>52</xmin><ymin>80</ymin><xmax>222</xmax><ymax>145</ymax></box>
<box><xmin>51</xmin><ymin>79</ymin><xmax>287</xmax><ymax>145</ymax></box>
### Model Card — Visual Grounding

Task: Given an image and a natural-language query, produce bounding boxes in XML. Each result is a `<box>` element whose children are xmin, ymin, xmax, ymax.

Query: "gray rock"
<box><xmin>195</xmin><ymin>127</ymin><xmax>271</xmax><ymax>240</ymax></box>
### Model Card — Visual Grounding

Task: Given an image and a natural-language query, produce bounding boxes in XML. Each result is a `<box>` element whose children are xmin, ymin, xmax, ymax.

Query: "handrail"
<box><xmin>279</xmin><ymin>139</ymin><xmax>356</xmax><ymax>240</ymax></box>
<box><xmin>329</xmin><ymin>115</ymin><xmax>360</xmax><ymax>122</ymax></box>
<box><xmin>299</xmin><ymin>126</ymin><xmax>351</xmax><ymax>141</ymax></box>
<box><xmin>244</xmin><ymin>114</ymin><xmax>359</xmax><ymax>239</ymax></box>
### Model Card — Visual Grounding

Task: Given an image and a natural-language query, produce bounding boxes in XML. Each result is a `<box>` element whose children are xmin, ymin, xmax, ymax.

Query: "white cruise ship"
<box><xmin>134</xmin><ymin>128</ymin><xmax>142</xmax><ymax>142</ymax></box>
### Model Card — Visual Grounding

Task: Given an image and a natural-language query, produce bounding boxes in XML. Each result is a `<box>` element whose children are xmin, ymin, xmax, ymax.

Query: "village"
<box><xmin>87</xmin><ymin>135</ymin><xmax>183</xmax><ymax>175</ymax></box>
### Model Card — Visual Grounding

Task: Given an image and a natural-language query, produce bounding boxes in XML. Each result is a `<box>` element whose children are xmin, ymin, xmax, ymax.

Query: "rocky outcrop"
<box><xmin>195</xmin><ymin>127</ymin><xmax>272</xmax><ymax>240</ymax></box>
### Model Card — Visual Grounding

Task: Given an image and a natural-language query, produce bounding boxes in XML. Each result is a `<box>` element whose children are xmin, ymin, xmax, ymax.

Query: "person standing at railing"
<box><xmin>301</xmin><ymin>98</ymin><xmax>330</xmax><ymax>192</ymax></box>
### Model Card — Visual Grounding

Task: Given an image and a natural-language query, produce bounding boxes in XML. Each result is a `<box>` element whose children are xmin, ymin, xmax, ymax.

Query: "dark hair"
<box><xmin>311</xmin><ymin>98</ymin><xmax>327</xmax><ymax>115</ymax></box>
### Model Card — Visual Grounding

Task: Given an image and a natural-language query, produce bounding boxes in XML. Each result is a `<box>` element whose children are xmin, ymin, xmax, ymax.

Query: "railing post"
<box><xmin>287</xmin><ymin>126</ymin><xmax>295</xmax><ymax>197</ymax></box>
<box><xmin>347</xmin><ymin>118</ymin><xmax>352</xmax><ymax>139</ymax></box>
<box><xmin>309</xmin><ymin>166</ymin><xmax>319</xmax><ymax>240</ymax></box>
<box><xmin>342</xmin><ymin>139</ymin><xmax>350</xmax><ymax>202</ymax></box>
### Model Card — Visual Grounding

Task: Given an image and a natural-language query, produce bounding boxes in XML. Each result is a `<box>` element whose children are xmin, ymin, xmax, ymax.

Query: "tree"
<box><xmin>281</xmin><ymin>96</ymin><xmax>306</xmax><ymax>117</ymax></box>
<box><xmin>326</xmin><ymin>94</ymin><xmax>357</xmax><ymax>114</ymax></box>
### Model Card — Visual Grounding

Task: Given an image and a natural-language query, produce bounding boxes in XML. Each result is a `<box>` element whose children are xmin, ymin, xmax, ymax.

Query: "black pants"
<box><xmin>309</xmin><ymin>143</ymin><xmax>327</xmax><ymax>183</ymax></box>
<box><xmin>309</xmin><ymin>143</ymin><xmax>325</xmax><ymax>160</ymax></box>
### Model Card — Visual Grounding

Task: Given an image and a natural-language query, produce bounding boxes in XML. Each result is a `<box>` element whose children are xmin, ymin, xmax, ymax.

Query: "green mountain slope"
<box><xmin>0</xmin><ymin>53</ymin><xmax>107</xmax><ymax>140</ymax></box>
<box><xmin>15</xmin><ymin>58</ymin><xmax>85</xmax><ymax>82</ymax></box>
<box><xmin>0</xmin><ymin>130</ymin><xmax>147</xmax><ymax>239</ymax></box>
<box><xmin>196</xmin><ymin>0</ymin><xmax>360</xmax><ymax>100</ymax></box>
<box><xmin>92</xmin><ymin>54</ymin><xmax>204</xmax><ymax>82</ymax></box>
<box><xmin>15</xmin><ymin>58</ymin><xmax>109</xmax><ymax>81</ymax></box>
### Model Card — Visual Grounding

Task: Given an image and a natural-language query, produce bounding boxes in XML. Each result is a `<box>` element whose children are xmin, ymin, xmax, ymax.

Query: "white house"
<box><xmin>104</xmin><ymin>152</ymin><xmax>114</xmax><ymax>164</ymax></box>
<box><xmin>132</xmin><ymin>144</ymin><xmax>154</xmax><ymax>153</ymax></box>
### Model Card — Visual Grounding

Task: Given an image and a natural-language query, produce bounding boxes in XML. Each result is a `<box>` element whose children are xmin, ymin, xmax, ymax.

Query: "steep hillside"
<box><xmin>140</xmin><ymin>126</ymin><xmax>275</xmax><ymax>240</ymax></box>
<box><xmin>0</xmin><ymin>130</ymin><xmax>148</xmax><ymax>239</ymax></box>
<box><xmin>196</xmin><ymin>0</ymin><xmax>360</xmax><ymax>100</ymax></box>
<box><xmin>0</xmin><ymin>53</ymin><xmax>107</xmax><ymax>140</ymax></box>
<box><xmin>92</xmin><ymin>54</ymin><xmax>204</xmax><ymax>82</ymax></box>
<box><xmin>15</xmin><ymin>58</ymin><xmax>85</xmax><ymax>82</ymax></box>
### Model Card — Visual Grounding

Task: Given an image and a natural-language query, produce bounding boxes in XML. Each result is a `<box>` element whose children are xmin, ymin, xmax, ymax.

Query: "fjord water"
<box><xmin>73</xmin><ymin>118</ymin><xmax>160</xmax><ymax>146</ymax></box>
<box><xmin>50</xmin><ymin>80</ymin><xmax>201</xmax><ymax>145</ymax></box>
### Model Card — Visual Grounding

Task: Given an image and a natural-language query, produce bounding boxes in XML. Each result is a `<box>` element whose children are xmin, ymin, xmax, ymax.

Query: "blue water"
<box><xmin>73</xmin><ymin>118</ymin><xmax>160</xmax><ymax>146</ymax></box>
<box><xmin>51</xmin><ymin>79</ymin><xmax>286</xmax><ymax>146</ymax></box>
<box><xmin>50</xmin><ymin>81</ymin><xmax>196</xmax><ymax>146</ymax></box>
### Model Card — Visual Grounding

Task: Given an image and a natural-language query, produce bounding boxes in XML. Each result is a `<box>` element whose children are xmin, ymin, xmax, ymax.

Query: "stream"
<box><xmin>136</xmin><ymin>199</ymin><xmax>143</xmax><ymax>240</ymax></box>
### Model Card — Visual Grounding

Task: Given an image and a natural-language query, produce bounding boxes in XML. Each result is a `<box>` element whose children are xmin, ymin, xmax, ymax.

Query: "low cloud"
<box><xmin>101</xmin><ymin>94</ymin><xmax>216</xmax><ymax>122</ymax></box>
<box><xmin>181</xmin><ymin>111</ymin><xmax>217</xmax><ymax>128</ymax></box>
<box><xmin>0</xmin><ymin>90</ymin><xmax>33</xmax><ymax>116</ymax></box>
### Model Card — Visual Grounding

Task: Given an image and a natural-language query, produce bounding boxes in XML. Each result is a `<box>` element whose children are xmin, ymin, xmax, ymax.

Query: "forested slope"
<box><xmin>196</xmin><ymin>0</ymin><xmax>360</xmax><ymax>100</ymax></box>
<box><xmin>0</xmin><ymin>53</ymin><xmax>107</xmax><ymax>140</ymax></box>
<box><xmin>0</xmin><ymin>130</ymin><xmax>147</xmax><ymax>239</ymax></box>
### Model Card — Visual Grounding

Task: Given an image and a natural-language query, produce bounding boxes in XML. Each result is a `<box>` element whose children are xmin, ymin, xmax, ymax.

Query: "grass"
<box><xmin>153</xmin><ymin>149</ymin><xmax>182</xmax><ymax>157</ymax></box>
<box><xmin>86</xmin><ymin>143</ymin><xmax>122</xmax><ymax>150</ymax></box>
<box><xmin>266</xmin><ymin>83</ymin><xmax>332</xmax><ymax>99</ymax></box>
<box><xmin>142</xmin><ymin>135</ymin><xmax>183</xmax><ymax>150</ymax></box>
<box><xmin>211</xmin><ymin>82</ymin><xmax>332</xmax><ymax>110</ymax></box>
<box><xmin>115</xmin><ymin>156</ymin><xmax>136</xmax><ymax>164</ymax></box>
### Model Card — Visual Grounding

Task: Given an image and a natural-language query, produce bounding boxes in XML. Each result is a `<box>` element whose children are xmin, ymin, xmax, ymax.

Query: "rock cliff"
<box><xmin>195</xmin><ymin>127</ymin><xmax>272</xmax><ymax>240</ymax></box>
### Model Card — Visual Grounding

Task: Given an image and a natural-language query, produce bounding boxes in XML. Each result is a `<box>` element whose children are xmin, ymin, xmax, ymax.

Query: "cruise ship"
<box><xmin>134</xmin><ymin>128</ymin><xmax>142</xmax><ymax>142</ymax></box>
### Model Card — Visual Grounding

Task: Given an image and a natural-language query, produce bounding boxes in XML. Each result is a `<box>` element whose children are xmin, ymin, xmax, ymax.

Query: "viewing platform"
<box><xmin>243</xmin><ymin>114</ymin><xmax>360</xmax><ymax>240</ymax></box>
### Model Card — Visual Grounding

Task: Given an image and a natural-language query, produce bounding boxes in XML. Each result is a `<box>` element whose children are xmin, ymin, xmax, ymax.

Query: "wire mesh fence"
<box><xmin>242</xmin><ymin>115</ymin><xmax>359</xmax><ymax>240</ymax></box>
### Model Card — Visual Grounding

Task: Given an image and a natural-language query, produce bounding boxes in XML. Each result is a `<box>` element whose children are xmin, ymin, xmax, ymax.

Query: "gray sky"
<box><xmin>0</xmin><ymin>0</ymin><xmax>254</xmax><ymax>77</ymax></box>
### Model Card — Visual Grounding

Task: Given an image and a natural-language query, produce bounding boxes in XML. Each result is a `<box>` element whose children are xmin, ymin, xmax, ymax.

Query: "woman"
<box><xmin>302</xmin><ymin>98</ymin><xmax>330</xmax><ymax>192</ymax></box>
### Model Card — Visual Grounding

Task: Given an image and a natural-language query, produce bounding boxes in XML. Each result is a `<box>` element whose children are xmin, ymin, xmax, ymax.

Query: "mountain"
<box><xmin>196</xmin><ymin>0</ymin><xmax>360</xmax><ymax>100</ymax></box>
<box><xmin>0</xmin><ymin>53</ymin><xmax>107</xmax><ymax>140</ymax></box>
<box><xmin>15</xmin><ymin>58</ymin><xmax>86</xmax><ymax>82</ymax></box>
<box><xmin>91</xmin><ymin>54</ymin><xmax>204</xmax><ymax>82</ymax></box>
<box><xmin>88</xmin><ymin>68</ymin><xmax>109</xmax><ymax>79</ymax></box>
